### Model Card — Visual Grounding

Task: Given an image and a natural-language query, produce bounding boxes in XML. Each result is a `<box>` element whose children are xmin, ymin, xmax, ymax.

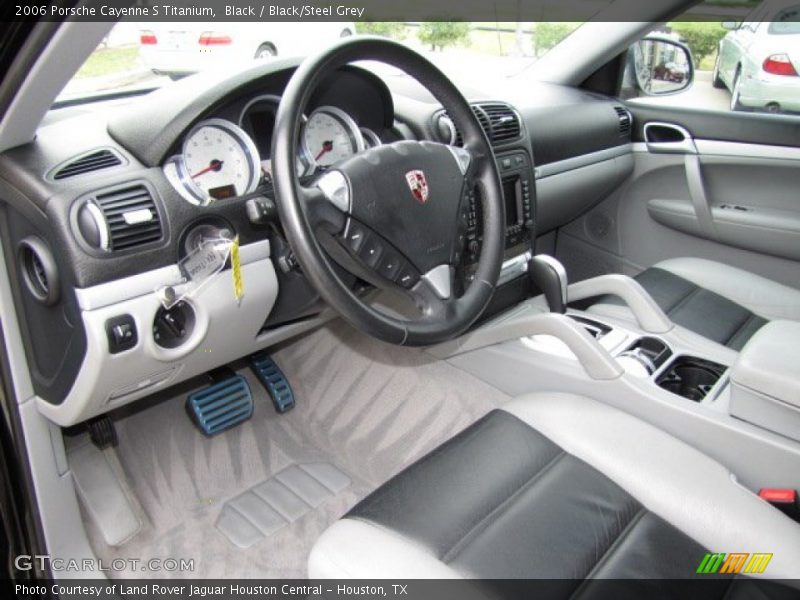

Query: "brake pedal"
<box><xmin>186</xmin><ymin>375</ymin><xmax>253</xmax><ymax>436</ymax></box>
<box><xmin>249</xmin><ymin>352</ymin><xmax>295</xmax><ymax>413</ymax></box>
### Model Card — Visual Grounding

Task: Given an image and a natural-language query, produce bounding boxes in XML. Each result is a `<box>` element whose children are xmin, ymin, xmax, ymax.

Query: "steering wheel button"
<box><xmin>377</xmin><ymin>251</ymin><xmax>402</xmax><ymax>281</ymax></box>
<box><xmin>358</xmin><ymin>237</ymin><xmax>384</xmax><ymax>267</ymax></box>
<box><xmin>344</xmin><ymin>222</ymin><xmax>368</xmax><ymax>253</ymax></box>
<box><xmin>396</xmin><ymin>265</ymin><xmax>420</xmax><ymax>290</ymax></box>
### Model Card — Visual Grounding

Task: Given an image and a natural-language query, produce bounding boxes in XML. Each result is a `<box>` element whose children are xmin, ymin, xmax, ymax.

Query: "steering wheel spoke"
<box><xmin>299</xmin><ymin>175</ymin><xmax>348</xmax><ymax>234</ymax></box>
<box><xmin>399</xmin><ymin>263</ymin><xmax>455</xmax><ymax>318</ymax></box>
<box><xmin>447</xmin><ymin>144</ymin><xmax>475</xmax><ymax>178</ymax></box>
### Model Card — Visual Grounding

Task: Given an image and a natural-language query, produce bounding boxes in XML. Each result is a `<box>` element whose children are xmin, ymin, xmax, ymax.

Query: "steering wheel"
<box><xmin>272</xmin><ymin>37</ymin><xmax>505</xmax><ymax>346</ymax></box>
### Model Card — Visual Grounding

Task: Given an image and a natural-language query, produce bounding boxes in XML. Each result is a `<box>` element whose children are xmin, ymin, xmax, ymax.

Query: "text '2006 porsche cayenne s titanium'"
<box><xmin>1</xmin><ymin>0</ymin><xmax>800</xmax><ymax>597</ymax></box>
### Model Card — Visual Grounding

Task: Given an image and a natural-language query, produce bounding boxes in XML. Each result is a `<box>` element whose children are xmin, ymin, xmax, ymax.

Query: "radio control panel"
<box><xmin>463</xmin><ymin>150</ymin><xmax>535</xmax><ymax>269</ymax></box>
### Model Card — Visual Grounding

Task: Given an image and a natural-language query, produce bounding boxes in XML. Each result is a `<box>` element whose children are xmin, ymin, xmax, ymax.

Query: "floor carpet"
<box><xmin>71</xmin><ymin>320</ymin><xmax>509</xmax><ymax>578</ymax></box>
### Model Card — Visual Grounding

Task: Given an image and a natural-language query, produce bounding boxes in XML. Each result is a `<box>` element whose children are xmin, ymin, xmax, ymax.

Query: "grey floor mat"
<box><xmin>77</xmin><ymin>320</ymin><xmax>509</xmax><ymax>578</ymax></box>
<box><xmin>217</xmin><ymin>463</ymin><xmax>351</xmax><ymax>548</ymax></box>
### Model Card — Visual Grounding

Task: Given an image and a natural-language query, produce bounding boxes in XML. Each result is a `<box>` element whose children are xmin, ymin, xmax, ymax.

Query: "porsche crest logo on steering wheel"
<box><xmin>405</xmin><ymin>170</ymin><xmax>429</xmax><ymax>204</ymax></box>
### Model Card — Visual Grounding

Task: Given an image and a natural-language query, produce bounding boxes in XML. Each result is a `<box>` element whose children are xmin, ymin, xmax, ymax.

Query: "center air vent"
<box><xmin>481</xmin><ymin>103</ymin><xmax>521</xmax><ymax>144</ymax></box>
<box><xmin>77</xmin><ymin>184</ymin><xmax>163</xmax><ymax>252</ymax></box>
<box><xmin>439</xmin><ymin>102</ymin><xmax>520</xmax><ymax>147</ymax></box>
<box><xmin>614</xmin><ymin>106</ymin><xmax>633</xmax><ymax>136</ymax></box>
<box><xmin>51</xmin><ymin>149</ymin><xmax>123</xmax><ymax>180</ymax></box>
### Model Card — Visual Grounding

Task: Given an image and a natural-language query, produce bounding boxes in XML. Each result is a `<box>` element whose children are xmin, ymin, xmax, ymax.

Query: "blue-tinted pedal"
<box><xmin>186</xmin><ymin>375</ymin><xmax>253</xmax><ymax>435</ymax></box>
<box><xmin>249</xmin><ymin>352</ymin><xmax>295</xmax><ymax>413</ymax></box>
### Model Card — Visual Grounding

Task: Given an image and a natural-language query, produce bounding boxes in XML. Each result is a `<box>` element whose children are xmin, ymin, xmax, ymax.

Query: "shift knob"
<box><xmin>528</xmin><ymin>254</ymin><xmax>568</xmax><ymax>314</ymax></box>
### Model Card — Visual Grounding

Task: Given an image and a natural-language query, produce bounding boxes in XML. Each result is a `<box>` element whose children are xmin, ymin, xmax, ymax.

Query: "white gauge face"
<box><xmin>302</xmin><ymin>107</ymin><xmax>363</xmax><ymax>169</ymax></box>
<box><xmin>178</xmin><ymin>119</ymin><xmax>260</xmax><ymax>204</ymax></box>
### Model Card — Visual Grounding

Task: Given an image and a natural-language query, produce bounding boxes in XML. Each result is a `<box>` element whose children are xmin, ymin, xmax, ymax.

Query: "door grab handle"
<box><xmin>644</xmin><ymin>122</ymin><xmax>697</xmax><ymax>155</ymax></box>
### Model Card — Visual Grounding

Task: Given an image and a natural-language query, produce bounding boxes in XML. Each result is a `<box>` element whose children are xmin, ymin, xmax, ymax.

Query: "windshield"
<box><xmin>58</xmin><ymin>21</ymin><xmax>585</xmax><ymax>104</ymax></box>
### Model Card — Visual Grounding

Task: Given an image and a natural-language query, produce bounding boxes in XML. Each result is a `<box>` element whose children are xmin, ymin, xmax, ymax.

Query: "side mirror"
<box><xmin>721</xmin><ymin>21</ymin><xmax>739</xmax><ymax>31</ymax></box>
<box><xmin>629</xmin><ymin>36</ymin><xmax>694</xmax><ymax>96</ymax></box>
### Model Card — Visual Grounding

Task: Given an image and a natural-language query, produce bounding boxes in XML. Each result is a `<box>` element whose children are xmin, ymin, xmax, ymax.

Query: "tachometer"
<box><xmin>164</xmin><ymin>118</ymin><xmax>260</xmax><ymax>206</ymax></box>
<box><xmin>301</xmin><ymin>106</ymin><xmax>365</xmax><ymax>170</ymax></box>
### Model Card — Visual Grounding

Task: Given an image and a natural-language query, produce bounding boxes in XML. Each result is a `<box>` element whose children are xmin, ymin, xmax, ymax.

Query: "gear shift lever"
<box><xmin>528</xmin><ymin>255</ymin><xmax>568</xmax><ymax>314</ymax></box>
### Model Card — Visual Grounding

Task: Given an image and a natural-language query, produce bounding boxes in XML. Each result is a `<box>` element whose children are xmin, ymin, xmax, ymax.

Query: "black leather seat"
<box><xmin>588</xmin><ymin>258</ymin><xmax>800</xmax><ymax>350</ymax></box>
<box><xmin>309</xmin><ymin>394</ymin><xmax>800</xmax><ymax>583</ymax></box>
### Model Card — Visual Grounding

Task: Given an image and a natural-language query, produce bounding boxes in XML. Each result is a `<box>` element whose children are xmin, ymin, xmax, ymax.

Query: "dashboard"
<box><xmin>0</xmin><ymin>57</ymin><xmax>633</xmax><ymax>427</ymax></box>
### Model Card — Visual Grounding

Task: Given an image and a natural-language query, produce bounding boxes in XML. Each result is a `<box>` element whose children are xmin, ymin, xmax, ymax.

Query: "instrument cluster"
<box><xmin>163</xmin><ymin>95</ymin><xmax>383</xmax><ymax>206</ymax></box>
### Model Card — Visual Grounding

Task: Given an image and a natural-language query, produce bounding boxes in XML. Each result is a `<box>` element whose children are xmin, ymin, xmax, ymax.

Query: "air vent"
<box><xmin>470</xmin><ymin>105</ymin><xmax>491</xmax><ymax>140</ymax></box>
<box><xmin>480</xmin><ymin>103</ymin><xmax>521</xmax><ymax>144</ymax></box>
<box><xmin>441</xmin><ymin>106</ymin><xmax>491</xmax><ymax>146</ymax></box>
<box><xmin>52</xmin><ymin>149</ymin><xmax>122</xmax><ymax>180</ymax></box>
<box><xmin>614</xmin><ymin>106</ymin><xmax>632</xmax><ymax>136</ymax></box>
<box><xmin>79</xmin><ymin>184</ymin><xmax>163</xmax><ymax>252</ymax></box>
<box><xmin>18</xmin><ymin>237</ymin><xmax>59</xmax><ymax>305</ymax></box>
<box><xmin>440</xmin><ymin>103</ymin><xmax>519</xmax><ymax>147</ymax></box>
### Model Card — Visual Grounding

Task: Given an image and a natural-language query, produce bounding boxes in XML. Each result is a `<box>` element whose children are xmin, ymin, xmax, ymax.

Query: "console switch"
<box><xmin>105</xmin><ymin>315</ymin><xmax>137</xmax><ymax>354</ymax></box>
<box><xmin>245</xmin><ymin>196</ymin><xmax>277</xmax><ymax>224</ymax></box>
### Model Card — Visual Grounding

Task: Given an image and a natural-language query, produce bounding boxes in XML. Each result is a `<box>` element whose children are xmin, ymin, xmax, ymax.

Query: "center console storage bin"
<box><xmin>729</xmin><ymin>320</ymin><xmax>800</xmax><ymax>442</ymax></box>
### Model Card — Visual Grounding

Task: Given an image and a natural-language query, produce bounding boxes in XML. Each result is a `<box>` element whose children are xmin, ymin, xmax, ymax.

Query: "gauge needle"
<box><xmin>191</xmin><ymin>159</ymin><xmax>224</xmax><ymax>178</ymax></box>
<box><xmin>315</xmin><ymin>141</ymin><xmax>334</xmax><ymax>161</ymax></box>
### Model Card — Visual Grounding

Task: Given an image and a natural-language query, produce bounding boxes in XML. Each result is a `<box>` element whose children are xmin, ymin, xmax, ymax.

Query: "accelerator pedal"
<box><xmin>186</xmin><ymin>374</ymin><xmax>253</xmax><ymax>436</ymax></box>
<box><xmin>249</xmin><ymin>352</ymin><xmax>295</xmax><ymax>413</ymax></box>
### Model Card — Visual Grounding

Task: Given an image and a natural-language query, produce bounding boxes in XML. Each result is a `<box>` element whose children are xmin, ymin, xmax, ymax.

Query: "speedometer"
<box><xmin>164</xmin><ymin>118</ymin><xmax>260</xmax><ymax>206</ymax></box>
<box><xmin>301</xmin><ymin>106</ymin><xmax>365</xmax><ymax>169</ymax></box>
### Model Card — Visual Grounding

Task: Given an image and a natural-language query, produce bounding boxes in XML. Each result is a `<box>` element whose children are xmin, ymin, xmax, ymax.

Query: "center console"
<box><xmin>461</xmin><ymin>150</ymin><xmax>535</xmax><ymax>288</ymax></box>
<box><xmin>729</xmin><ymin>320</ymin><xmax>800</xmax><ymax>443</ymax></box>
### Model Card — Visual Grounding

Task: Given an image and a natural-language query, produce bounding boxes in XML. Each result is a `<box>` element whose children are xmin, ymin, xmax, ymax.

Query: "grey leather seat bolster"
<box><xmin>590</xmin><ymin>258</ymin><xmax>800</xmax><ymax>324</ymax></box>
<box><xmin>502</xmin><ymin>394</ymin><xmax>800</xmax><ymax>579</ymax></box>
<box><xmin>310</xmin><ymin>394</ymin><xmax>800</xmax><ymax>580</ymax></box>
<box><xmin>588</xmin><ymin>257</ymin><xmax>800</xmax><ymax>350</ymax></box>
<box><xmin>653</xmin><ymin>258</ymin><xmax>800</xmax><ymax>322</ymax></box>
<box><xmin>309</xmin><ymin>518</ymin><xmax>463</xmax><ymax>579</ymax></box>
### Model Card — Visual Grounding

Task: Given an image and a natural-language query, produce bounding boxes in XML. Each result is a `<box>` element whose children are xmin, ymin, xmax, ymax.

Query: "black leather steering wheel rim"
<box><xmin>272</xmin><ymin>37</ymin><xmax>505</xmax><ymax>346</ymax></box>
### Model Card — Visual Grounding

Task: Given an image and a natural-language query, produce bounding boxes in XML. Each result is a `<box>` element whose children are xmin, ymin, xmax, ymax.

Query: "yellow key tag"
<box><xmin>231</xmin><ymin>236</ymin><xmax>244</xmax><ymax>304</ymax></box>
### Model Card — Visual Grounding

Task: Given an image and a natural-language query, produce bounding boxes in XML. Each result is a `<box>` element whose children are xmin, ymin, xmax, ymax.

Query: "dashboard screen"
<box><xmin>208</xmin><ymin>184</ymin><xmax>237</xmax><ymax>201</ymax></box>
<box><xmin>502</xmin><ymin>177</ymin><xmax>523</xmax><ymax>228</ymax></box>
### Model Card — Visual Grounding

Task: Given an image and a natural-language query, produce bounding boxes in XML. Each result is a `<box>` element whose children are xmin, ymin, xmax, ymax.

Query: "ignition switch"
<box><xmin>153</xmin><ymin>301</ymin><xmax>196</xmax><ymax>349</ymax></box>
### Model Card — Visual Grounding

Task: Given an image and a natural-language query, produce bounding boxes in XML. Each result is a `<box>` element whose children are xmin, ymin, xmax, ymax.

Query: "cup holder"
<box><xmin>656</xmin><ymin>356</ymin><xmax>727</xmax><ymax>402</ymax></box>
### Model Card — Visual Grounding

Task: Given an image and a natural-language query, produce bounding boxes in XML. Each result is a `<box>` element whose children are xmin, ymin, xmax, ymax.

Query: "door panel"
<box><xmin>630</xmin><ymin>104</ymin><xmax>800</xmax><ymax>147</ymax></box>
<box><xmin>555</xmin><ymin>105</ymin><xmax>800</xmax><ymax>288</ymax></box>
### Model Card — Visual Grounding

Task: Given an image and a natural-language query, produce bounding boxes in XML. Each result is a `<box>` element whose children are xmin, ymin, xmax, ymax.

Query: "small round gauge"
<box><xmin>301</xmin><ymin>106</ymin><xmax>365</xmax><ymax>169</ymax></box>
<box><xmin>182</xmin><ymin>221</ymin><xmax>234</xmax><ymax>256</ymax></box>
<box><xmin>165</xmin><ymin>118</ymin><xmax>260</xmax><ymax>206</ymax></box>
<box><xmin>360</xmin><ymin>127</ymin><xmax>382</xmax><ymax>149</ymax></box>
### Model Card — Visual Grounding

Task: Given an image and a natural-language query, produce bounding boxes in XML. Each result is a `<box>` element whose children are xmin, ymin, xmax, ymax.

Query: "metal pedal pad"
<box><xmin>249</xmin><ymin>352</ymin><xmax>295</xmax><ymax>413</ymax></box>
<box><xmin>186</xmin><ymin>375</ymin><xmax>253</xmax><ymax>435</ymax></box>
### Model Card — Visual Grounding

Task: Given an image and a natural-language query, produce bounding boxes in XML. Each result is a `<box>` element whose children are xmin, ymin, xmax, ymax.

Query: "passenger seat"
<box><xmin>588</xmin><ymin>258</ymin><xmax>800</xmax><ymax>350</ymax></box>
